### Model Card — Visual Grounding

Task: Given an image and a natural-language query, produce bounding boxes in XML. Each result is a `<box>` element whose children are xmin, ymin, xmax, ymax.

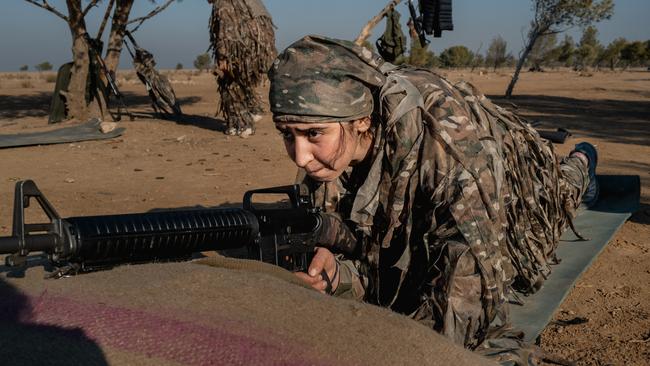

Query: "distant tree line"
<box><xmin>397</xmin><ymin>27</ymin><xmax>649</xmax><ymax>72</ymax></box>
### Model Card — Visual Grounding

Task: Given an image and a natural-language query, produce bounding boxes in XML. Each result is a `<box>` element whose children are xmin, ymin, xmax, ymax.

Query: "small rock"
<box><xmin>176</xmin><ymin>135</ymin><xmax>187</xmax><ymax>142</ymax></box>
<box><xmin>64</xmin><ymin>178</ymin><xmax>75</xmax><ymax>183</ymax></box>
<box><xmin>99</xmin><ymin>121</ymin><xmax>117</xmax><ymax>134</ymax></box>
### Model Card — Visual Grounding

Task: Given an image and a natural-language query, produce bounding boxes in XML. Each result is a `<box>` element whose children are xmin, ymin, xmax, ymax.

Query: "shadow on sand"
<box><xmin>0</xmin><ymin>90</ymin><xmax>228</xmax><ymax>132</ymax></box>
<box><xmin>489</xmin><ymin>94</ymin><xmax>650</xmax><ymax>147</ymax></box>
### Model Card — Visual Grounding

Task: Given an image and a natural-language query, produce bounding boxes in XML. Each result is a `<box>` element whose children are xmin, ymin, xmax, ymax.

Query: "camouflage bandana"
<box><xmin>269</xmin><ymin>35</ymin><xmax>387</xmax><ymax>123</ymax></box>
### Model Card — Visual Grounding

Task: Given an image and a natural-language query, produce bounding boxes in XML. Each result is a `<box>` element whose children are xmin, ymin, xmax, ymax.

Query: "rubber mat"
<box><xmin>510</xmin><ymin>175</ymin><xmax>641</xmax><ymax>341</ymax></box>
<box><xmin>0</xmin><ymin>118</ymin><xmax>124</xmax><ymax>149</ymax></box>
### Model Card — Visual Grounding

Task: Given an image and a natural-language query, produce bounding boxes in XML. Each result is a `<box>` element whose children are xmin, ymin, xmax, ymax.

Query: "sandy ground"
<box><xmin>0</xmin><ymin>68</ymin><xmax>648</xmax><ymax>365</ymax></box>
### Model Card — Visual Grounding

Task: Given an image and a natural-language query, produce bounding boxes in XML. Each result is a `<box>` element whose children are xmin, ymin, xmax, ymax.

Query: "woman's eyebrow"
<box><xmin>275</xmin><ymin>125</ymin><xmax>327</xmax><ymax>133</ymax></box>
<box><xmin>295</xmin><ymin>126</ymin><xmax>326</xmax><ymax>132</ymax></box>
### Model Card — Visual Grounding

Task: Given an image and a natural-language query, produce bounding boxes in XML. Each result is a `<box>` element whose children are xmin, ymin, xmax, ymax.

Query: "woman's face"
<box><xmin>276</xmin><ymin>118</ymin><xmax>372</xmax><ymax>182</ymax></box>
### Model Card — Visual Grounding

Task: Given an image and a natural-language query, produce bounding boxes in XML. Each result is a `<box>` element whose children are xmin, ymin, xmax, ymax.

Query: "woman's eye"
<box><xmin>307</xmin><ymin>129</ymin><xmax>322</xmax><ymax>139</ymax></box>
<box><xmin>279</xmin><ymin>130</ymin><xmax>293</xmax><ymax>140</ymax></box>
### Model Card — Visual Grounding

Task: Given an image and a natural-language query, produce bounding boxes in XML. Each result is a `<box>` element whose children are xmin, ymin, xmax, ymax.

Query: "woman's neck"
<box><xmin>350</xmin><ymin>134</ymin><xmax>375</xmax><ymax>167</ymax></box>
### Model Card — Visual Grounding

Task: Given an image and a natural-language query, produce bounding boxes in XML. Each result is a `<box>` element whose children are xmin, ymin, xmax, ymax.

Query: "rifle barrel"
<box><xmin>0</xmin><ymin>234</ymin><xmax>58</xmax><ymax>254</ymax></box>
<box><xmin>1</xmin><ymin>208</ymin><xmax>259</xmax><ymax>270</ymax></box>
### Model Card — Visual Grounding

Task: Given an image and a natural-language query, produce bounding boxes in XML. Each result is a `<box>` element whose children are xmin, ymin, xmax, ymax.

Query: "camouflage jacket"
<box><xmin>301</xmin><ymin>65</ymin><xmax>573</xmax><ymax>350</ymax></box>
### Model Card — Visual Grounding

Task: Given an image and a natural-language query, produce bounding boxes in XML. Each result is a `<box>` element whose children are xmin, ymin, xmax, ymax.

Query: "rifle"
<box><xmin>407</xmin><ymin>0</ymin><xmax>454</xmax><ymax>47</ymax></box>
<box><xmin>84</xmin><ymin>34</ymin><xmax>135</xmax><ymax>121</ymax></box>
<box><xmin>0</xmin><ymin>181</ymin><xmax>356</xmax><ymax>281</ymax></box>
<box><xmin>537</xmin><ymin>128</ymin><xmax>571</xmax><ymax>144</ymax></box>
<box><xmin>407</xmin><ymin>0</ymin><xmax>428</xmax><ymax>47</ymax></box>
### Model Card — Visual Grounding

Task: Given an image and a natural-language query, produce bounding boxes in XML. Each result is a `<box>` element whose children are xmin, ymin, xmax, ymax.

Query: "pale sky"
<box><xmin>0</xmin><ymin>0</ymin><xmax>648</xmax><ymax>71</ymax></box>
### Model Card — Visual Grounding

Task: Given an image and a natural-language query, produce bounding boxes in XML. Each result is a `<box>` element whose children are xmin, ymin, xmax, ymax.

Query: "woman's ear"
<box><xmin>353</xmin><ymin>116</ymin><xmax>372</xmax><ymax>134</ymax></box>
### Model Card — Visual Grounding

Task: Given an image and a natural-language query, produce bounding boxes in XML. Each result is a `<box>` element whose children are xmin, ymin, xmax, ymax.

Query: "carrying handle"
<box><xmin>242</xmin><ymin>184</ymin><xmax>312</xmax><ymax>212</ymax></box>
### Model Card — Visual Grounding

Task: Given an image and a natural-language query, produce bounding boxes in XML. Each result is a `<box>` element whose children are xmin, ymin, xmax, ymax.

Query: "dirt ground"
<box><xmin>0</xmin><ymin>68</ymin><xmax>648</xmax><ymax>365</ymax></box>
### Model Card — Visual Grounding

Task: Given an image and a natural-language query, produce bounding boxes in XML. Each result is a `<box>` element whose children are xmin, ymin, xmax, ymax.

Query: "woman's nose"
<box><xmin>292</xmin><ymin>138</ymin><xmax>313</xmax><ymax>168</ymax></box>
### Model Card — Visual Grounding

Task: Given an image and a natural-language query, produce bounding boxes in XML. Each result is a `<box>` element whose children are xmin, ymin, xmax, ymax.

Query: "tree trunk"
<box><xmin>65</xmin><ymin>0</ymin><xmax>91</xmax><ymax>121</ymax></box>
<box><xmin>505</xmin><ymin>32</ymin><xmax>539</xmax><ymax>98</ymax></box>
<box><xmin>104</xmin><ymin>0</ymin><xmax>134</xmax><ymax>75</ymax></box>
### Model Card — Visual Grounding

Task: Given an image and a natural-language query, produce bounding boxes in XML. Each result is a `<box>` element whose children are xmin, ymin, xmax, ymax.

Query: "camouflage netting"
<box><xmin>132</xmin><ymin>47</ymin><xmax>182</xmax><ymax>116</ymax></box>
<box><xmin>208</xmin><ymin>0</ymin><xmax>276</xmax><ymax>132</ymax></box>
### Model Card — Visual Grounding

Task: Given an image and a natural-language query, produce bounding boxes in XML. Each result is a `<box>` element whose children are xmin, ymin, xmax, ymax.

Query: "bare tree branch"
<box><xmin>82</xmin><ymin>0</ymin><xmax>102</xmax><ymax>16</ymax></box>
<box><xmin>354</xmin><ymin>0</ymin><xmax>402</xmax><ymax>46</ymax></box>
<box><xmin>24</xmin><ymin>0</ymin><xmax>68</xmax><ymax>21</ymax></box>
<box><xmin>97</xmin><ymin>0</ymin><xmax>116</xmax><ymax>39</ymax></box>
<box><xmin>127</xmin><ymin>0</ymin><xmax>176</xmax><ymax>32</ymax></box>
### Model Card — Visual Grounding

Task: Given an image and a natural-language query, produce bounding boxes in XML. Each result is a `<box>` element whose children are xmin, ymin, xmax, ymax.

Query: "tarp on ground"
<box><xmin>0</xmin><ymin>118</ymin><xmax>124</xmax><ymax>149</ymax></box>
<box><xmin>510</xmin><ymin>175</ymin><xmax>640</xmax><ymax>341</ymax></box>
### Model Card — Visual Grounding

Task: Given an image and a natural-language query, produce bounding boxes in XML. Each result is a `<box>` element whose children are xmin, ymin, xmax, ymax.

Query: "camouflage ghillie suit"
<box><xmin>208</xmin><ymin>0</ymin><xmax>276</xmax><ymax>135</ymax></box>
<box><xmin>270</xmin><ymin>36</ymin><xmax>590</xmax><ymax>365</ymax></box>
<box><xmin>131</xmin><ymin>45</ymin><xmax>182</xmax><ymax>116</ymax></box>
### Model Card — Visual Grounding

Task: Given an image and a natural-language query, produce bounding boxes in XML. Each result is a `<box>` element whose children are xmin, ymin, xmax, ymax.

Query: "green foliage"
<box><xmin>505</xmin><ymin>54</ymin><xmax>518</xmax><ymax>67</ymax></box>
<box><xmin>556</xmin><ymin>35</ymin><xmax>576</xmax><ymax>67</ymax></box>
<box><xmin>439</xmin><ymin>46</ymin><xmax>472</xmax><ymax>68</ymax></box>
<box><xmin>35</xmin><ymin>61</ymin><xmax>53</xmax><ymax>72</ymax></box>
<box><xmin>486</xmin><ymin>36</ymin><xmax>509</xmax><ymax>70</ymax></box>
<box><xmin>530</xmin><ymin>0</ymin><xmax>614</xmax><ymax>33</ymax></box>
<box><xmin>471</xmin><ymin>53</ymin><xmax>485</xmax><ymax>70</ymax></box>
<box><xmin>19</xmin><ymin>65</ymin><xmax>28</xmax><ymax>71</ymax></box>
<box><xmin>528</xmin><ymin>33</ymin><xmax>557</xmax><ymax>69</ymax></box>
<box><xmin>407</xmin><ymin>38</ymin><xmax>437</xmax><ymax>67</ymax></box>
<box><xmin>597</xmin><ymin>38</ymin><xmax>627</xmax><ymax>70</ymax></box>
<box><xmin>193</xmin><ymin>53</ymin><xmax>212</xmax><ymax>72</ymax></box>
<box><xmin>175</xmin><ymin>63</ymin><xmax>184</xmax><ymax>70</ymax></box>
<box><xmin>576</xmin><ymin>26</ymin><xmax>602</xmax><ymax>70</ymax></box>
<box><xmin>505</xmin><ymin>0</ymin><xmax>614</xmax><ymax>97</ymax></box>
<box><xmin>620</xmin><ymin>41</ymin><xmax>648</xmax><ymax>67</ymax></box>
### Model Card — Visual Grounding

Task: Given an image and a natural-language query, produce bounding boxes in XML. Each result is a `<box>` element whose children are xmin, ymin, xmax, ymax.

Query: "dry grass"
<box><xmin>20</xmin><ymin>80</ymin><xmax>33</xmax><ymax>88</ymax></box>
<box><xmin>0</xmin><ymin>72</ymin><xmax>32</xmax><ymax>80</ymax></box>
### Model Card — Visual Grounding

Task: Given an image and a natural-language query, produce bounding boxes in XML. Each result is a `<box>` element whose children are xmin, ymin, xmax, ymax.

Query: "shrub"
<box><xmin>193</xmin><ymin>53</ymin><xmax>212</xmax><ymax>72</ymax></box>
<box><xmin>35</xmin><ymin>61</ymin><xmax>53</xmax><ymax>72</ymax></box>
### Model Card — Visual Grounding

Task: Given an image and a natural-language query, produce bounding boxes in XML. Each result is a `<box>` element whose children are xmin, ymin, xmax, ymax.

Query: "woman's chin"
<box><xmin>307</xmin><ymin>169</ymin><xmax>338</xmax><ymax>182</ymax></box>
